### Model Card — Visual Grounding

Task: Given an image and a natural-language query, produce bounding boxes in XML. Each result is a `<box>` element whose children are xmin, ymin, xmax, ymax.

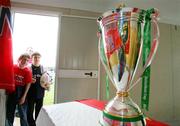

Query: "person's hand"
<box><xmin>32</xmin><ymin>78</ymin><xmax>36</xmax><ymax>83</ymax></box>
<box><xmin>44</xmin><ymin>83</ymin><xmax>50</xmax><ymax>90</ymax></box>
<box><xmin>19</xmin><ymin>96</ymin><xmax>26</xmax><ymax>105</ymax></box>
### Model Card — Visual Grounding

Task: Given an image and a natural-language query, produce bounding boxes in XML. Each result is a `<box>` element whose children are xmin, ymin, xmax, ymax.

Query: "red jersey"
<box><xmin>14</xmin><ymin>65</ymin><xmax>32</xmax><ymax>86</ymax></box>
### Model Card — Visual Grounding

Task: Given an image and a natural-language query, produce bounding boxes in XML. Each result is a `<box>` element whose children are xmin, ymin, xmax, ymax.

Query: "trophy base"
<box><xmin>99</xmin><ymin>92</ymin><xmax>146</xmax><ymax>126</ymax></box>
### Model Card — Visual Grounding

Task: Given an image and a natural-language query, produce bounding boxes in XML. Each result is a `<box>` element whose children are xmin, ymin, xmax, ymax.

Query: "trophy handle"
<box><xmin>128</xmin><ymin>12</ymin><xmax>160</xmax><ymax>91</ymax></box>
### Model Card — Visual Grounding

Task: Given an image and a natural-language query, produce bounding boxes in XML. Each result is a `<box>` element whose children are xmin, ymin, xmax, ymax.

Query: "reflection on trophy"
<box><xmin>98</xmin><ymin>5</ymin><xmax>159</xmax><ymax>126</ymax></box>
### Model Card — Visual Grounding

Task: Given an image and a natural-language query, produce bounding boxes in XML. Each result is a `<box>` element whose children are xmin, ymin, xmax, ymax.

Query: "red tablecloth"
<box><xmin>77</xmin><ymin>99</ymin><xmax>169</xmax><ymax>126</ymax></box>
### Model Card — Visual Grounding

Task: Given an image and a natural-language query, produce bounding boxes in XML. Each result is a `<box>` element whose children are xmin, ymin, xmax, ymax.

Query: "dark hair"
<box><xmin>31</xmin><ymin>52</ymin><xmax>41</xmax><ymax>58</ymax></box>
<box><xmin>18</xmin><ymin>53</ymin><xmax>30</xmax><ymax>61</ymax></box>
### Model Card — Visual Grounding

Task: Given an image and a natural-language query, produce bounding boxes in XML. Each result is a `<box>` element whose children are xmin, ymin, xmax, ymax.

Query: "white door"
<box><xmin>56</xmin><ymin>16</ymin><xmax>99</xmax><ymax>103</ymax></box>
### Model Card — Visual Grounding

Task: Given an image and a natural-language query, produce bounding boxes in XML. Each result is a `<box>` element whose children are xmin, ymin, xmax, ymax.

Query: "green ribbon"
<box><xmin>141</xmin><ymin>9</ymin><xmax>155</xmax><ymax>111</ymax></box>
<box><xmin>99</xmin><ymin>31</ymin><xmax>110</xmax><ymax>100</ymax></box>
<box><xmin>105</xmin><ymin>74</ymin><xmax>110</xmax><ymax>99</ymax></box>
<box><xmin>103</xmin><ymin>111</ymin><xmax>145</xmax><ymax>122</ymax></box>
<box><xmin>100</xmin><ymin>34</ymin><xmax>107</xmax><ymax>65</ymax></box>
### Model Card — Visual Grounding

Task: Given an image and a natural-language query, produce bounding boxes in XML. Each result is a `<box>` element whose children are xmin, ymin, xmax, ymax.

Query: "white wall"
<box><xmin>171</xmin><ymin>25</ymin><xmax>180</xmax><ymax>122</ymax></box>
<box><xmin>145</xmin><ymin>23</ymin><xmax>174</xmax><ymax>122</ymax></box>
<box><xmin>56</xmin><ymin>16</ymin><xmax>99</xmax><ymax>103</ymax></box>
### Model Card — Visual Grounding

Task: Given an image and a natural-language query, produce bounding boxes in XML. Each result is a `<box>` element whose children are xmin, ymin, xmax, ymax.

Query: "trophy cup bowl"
<box><xmin>98</xmin><ymin>6</ymin><xmax>159</xmax><ymax>126</ymax></box>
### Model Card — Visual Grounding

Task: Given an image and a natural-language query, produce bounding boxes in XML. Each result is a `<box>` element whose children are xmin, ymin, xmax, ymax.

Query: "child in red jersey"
<box><xmin>6</xmin><ymin>53</ymin><xmax>32</xmax><ymax>126</ymax></box>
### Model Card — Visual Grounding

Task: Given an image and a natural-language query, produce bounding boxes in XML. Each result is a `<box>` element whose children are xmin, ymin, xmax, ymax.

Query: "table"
<box><xmin>78</xmin><ymin>99</ymin><xmax>169</xmax><ymax>126</ymax></box>
<box><xmin>36</xmin><ymin>99</ymin><xmax>169</xmax><ymax>126</ymax></box>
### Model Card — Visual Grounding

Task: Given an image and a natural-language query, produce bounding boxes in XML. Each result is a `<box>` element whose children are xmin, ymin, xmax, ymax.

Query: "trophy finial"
<box><xmin>115</xmin><ymin>3</ymin><xmax>125</xmax><ymax>12</ymax></box>
<box><xmin>116</xmin><ymin>3</ymin><xmax>125</xmax><ymax>8</ymax></box>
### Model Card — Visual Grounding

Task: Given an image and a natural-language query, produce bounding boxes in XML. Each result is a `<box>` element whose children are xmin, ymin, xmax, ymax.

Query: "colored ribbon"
<box><xmin>141</xmin><ymin>9</ymin><xmax>155</xmax><ymax>110</ymax></box>
<box><xmin>106</xmin><ymin>74</ymin><xmax>110</xmax><ymax>100</ymax></box>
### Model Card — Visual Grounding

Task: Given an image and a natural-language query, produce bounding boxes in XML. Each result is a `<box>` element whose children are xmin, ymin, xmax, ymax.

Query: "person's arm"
<box><xmin>19</xmin><ymin>83</ymin><xmax>31</xmax><ymax>105</ymax></box>
<box><xmin>19</xmin><ymin>68</ymin><xmax>32</xmax><ymax>105</ymax></box>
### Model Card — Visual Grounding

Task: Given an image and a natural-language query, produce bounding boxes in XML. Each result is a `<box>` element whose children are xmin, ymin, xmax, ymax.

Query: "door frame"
<box><xmin>11</xmin><ymin>6</ymin><xmax>62</xmax><ymax>104</ymax></box>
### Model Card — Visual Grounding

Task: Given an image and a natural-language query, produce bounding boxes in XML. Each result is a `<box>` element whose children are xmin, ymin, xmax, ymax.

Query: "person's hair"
<box><xmin>31</xmin><ymin>52</ymin><xmax>41</xmax><ymax>58</ymax></box>
<box><xmin>18</xmin><ymin>53</ymin><xmax>30</xmax><ymax>61</ymax></box>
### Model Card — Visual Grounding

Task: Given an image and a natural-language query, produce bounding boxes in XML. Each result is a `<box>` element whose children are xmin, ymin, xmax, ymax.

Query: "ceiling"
<box><xmin>11</xmin><ymin>0</ymin><xmax>180</xmax><ymax>25</ymax></box>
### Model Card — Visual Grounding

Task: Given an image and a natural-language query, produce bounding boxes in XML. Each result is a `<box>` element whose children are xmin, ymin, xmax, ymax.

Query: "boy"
<box><xmin>6</xmin><ymin>53</ymin><xmax>32</xmax><ymax>126</ymax></box>
<box><xmin>27</xmin><ymin>52</ymin><xmax>46</xmax><ymax>126</ymax></box>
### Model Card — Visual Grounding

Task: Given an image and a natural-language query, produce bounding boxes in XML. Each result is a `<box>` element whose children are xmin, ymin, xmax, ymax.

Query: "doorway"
<box><xmin>12</xmin><ymin>12</ymin><xmax>59</xmax><ymax>105</ymax></box>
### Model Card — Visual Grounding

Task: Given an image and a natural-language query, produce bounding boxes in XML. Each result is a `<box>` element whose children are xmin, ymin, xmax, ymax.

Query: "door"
<box><xmin>12</xmin><ymin>11</ymin><xmax>59</xmax><ymax>105</ymax></box>
<box><xmin>56</xmin><ymin>16</ymin><xmax>99</xmax><ymax>103</ymax></box>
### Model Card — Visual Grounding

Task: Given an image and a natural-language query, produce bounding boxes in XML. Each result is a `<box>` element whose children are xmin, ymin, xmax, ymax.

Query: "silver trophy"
<box><xmin>98</xmin><ymin>5</ymin><xmax>159</xmax><ymax>126</ymax></box>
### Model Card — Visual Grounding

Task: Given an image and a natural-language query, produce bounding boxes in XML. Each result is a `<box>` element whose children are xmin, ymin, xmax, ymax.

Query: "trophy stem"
<box><xmin>116</xmin><ymin>91</ymin><xmax>129</xmax><ymax>97</ymax></box>
<box><xmin>100</xmin><ymin>91</ymin><xmax>146</xmax><ymax>126</ymax></box>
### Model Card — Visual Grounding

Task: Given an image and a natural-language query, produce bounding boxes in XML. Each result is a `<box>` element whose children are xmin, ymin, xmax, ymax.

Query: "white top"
<box><xmin>36</xmin><ymin>101</ymin><xmax>102</xmax><ymax>126</ymax></box>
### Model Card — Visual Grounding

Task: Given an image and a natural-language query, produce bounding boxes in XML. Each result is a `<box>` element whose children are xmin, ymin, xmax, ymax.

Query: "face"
<box><xmin>32</xmin><ymin>55</ymin><xmax>41</xmax><ymax>66</ymax></box>
<box><xmin>18</xmin><ymin>57</ymin><xmax>29</xmax><ymax>69</ymax></box>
